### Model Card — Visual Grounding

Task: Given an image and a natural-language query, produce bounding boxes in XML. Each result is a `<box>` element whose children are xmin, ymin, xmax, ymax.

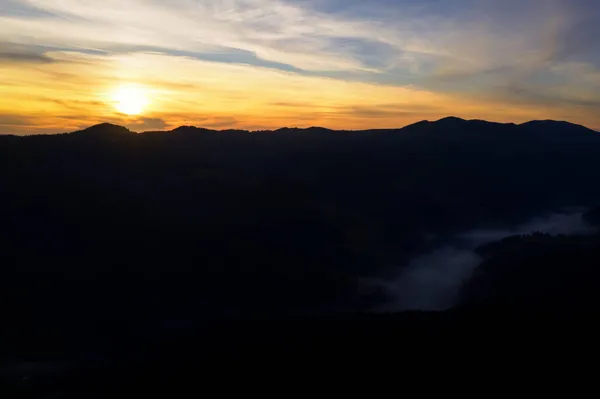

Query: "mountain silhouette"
<box><xmin>519</xmin><ymin>119</ymin><xmax>596</xmax><ymax>132</ymax></box>
<box><xmin>73</xmin><ymin>122</ymin><xmax>134</xmax><ymax>136</ymax></box>
<box><xmin>21</xmin><ymin>116</ymin><xmax>592</xmax><ymax>138</ymax></box>
<box><xmin>2</xmin><ymin>116</ymin><xmax>600</xmax><ymax>383</ymax></box>
<box><xmin>432</xmin><ymin>116</ymin><xmax>468</xmax><ymax>126</ymax></box>
<box><xmin>518</xmin><ymin>119</ymin><xmax>599</xmax><ymax>142</ymax></box>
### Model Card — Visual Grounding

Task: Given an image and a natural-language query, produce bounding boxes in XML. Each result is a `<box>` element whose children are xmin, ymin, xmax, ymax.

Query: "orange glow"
<box><xmin>1</xmin><ymin>51</ymin><xmax>599</xmax><ymax>135</ymax></box>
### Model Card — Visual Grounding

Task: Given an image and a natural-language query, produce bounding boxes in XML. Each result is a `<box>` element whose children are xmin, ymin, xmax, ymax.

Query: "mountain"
<box><xmin>71</xmin><ymin>122</ymin><xmax>135</xmax><ymax>137</ymax></box>
<box><xmin>14</xmin><ymin>116</ymin><xmax>589</xmax><ymax>137</ymax></box>
<box><xmin>519</xmin><ymin>120</ymin><xmax>599</xmax><ymax>142</ymax></box>
<box><xmin>519</xmin><ymin>119</ymin><xmax>597</xmax><ymax>133</ymax></box>
<box><xmin>2</xmin><ymin>116</ymin><xmax>600</xmax><ymax>372</ymax></box>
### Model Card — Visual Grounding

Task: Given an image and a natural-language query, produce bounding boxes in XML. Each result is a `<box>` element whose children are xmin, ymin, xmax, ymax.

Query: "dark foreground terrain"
<box><xmin>2</xmin><ymin>310</ymin><xmax>597</xmax><ymax>398</ymax></box>
<box><xmin>2</xmin><ymin>117</ymin><xmax>600</xmax><ymax>394</ymax></box>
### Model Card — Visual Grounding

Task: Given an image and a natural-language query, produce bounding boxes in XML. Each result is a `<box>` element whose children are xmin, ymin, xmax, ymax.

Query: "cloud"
<box><xmin>126</xmin><ymin>117</ymin><xmax>167</xmax><ymax>132</ymax></box>
<box><xmin>0</xmin><ymin>114</ymin><xmax>33</xmax><ymax>126</ymax></box>
<box><xmin>418</xmin><ymin>1</ymin><xmax>600</xmax><ymax>108</ymax></box>
<box><xmin>342</xmin><ymin>103</ymin><xmax>442</xmax><ymax>118</ymax></box>
<box><xmin>2</xmin><ymin>1</ymin><xmax>598</xmax><ymax>86</ymax></box>
<box><xmin>0</xmin><ymin>0</ymin><xmax>383</xmax><ymax>72</ymax></box>
<box><xmin>0</xmin><ymin>51</ymin><xmax>54</xmax><ymax>64</ymax></box>
<box><xmin>200</xmin><ymin>117</ymin><xmax>240</xmax><ymax>129</ymax></box>
<box><xmin>0</xmin><ymin>43</ymin><xmax>59</xmax><ymax>65</ymax></box>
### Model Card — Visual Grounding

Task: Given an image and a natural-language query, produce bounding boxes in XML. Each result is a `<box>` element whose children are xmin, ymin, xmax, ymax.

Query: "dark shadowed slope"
<box><xmin>457</xmin><ymin>206</ymin><xmax>600</xmax><ymax>310</ymax></box>
<box><xmin>1</xmin><ymin>117</ymin><xmax>600</xmax><ymax>356</ymax></box>
<box><xmin>459</xmin><ymin>232</ymin><xmax>600</xmax><ymax>310</ymax></box>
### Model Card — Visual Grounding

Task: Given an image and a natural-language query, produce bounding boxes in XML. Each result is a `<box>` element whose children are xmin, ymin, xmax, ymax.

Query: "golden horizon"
<box><xmin>1</xmin><ymin>1</ymin><xmax>599</xmax><ymax>135</ymax></box>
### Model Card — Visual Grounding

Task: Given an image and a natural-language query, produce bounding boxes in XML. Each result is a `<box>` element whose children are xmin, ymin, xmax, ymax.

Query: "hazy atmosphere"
<box><xmin>378</xmin><ymin>210</ymin><xmax>598</xmax><ymax>312</ymax></box>
<box><xmin>2</xmin><ymin>0</ymin><xmax>600</xmax><ymax>134</ymax></box>
<box><xmin>3</xmin><ymin>1</ymin><xmax>600</xmax><ymax>394</ymax></box>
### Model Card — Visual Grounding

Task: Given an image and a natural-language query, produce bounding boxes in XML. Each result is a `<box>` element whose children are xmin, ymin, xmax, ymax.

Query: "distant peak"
<box><xmin>520</xmin><ymin>120</ymin><xmax>571</xmax><ymax>127</ymax></box>
<box><xmin>275</xmin><ymin>126</ymin><xmax>333</xmax><ymax>133</ymax></box>
<box><xmin>435</xmin><ymin>116</ymin><xmax>467</xmax><ymax>123</ymax></box>
<box><xmin>86</xmin><ymin>123</ymin><xmax>126</xmax><ymax>130</ymax></box>
<box><xmin>173</xmin><ymin>125</ymin><xmax>197</xmax><ymax>131</ymax></box>
<box><xmin>521</xmin><ymin>119</ymin><xmax>553</xmax><ymax>124</ymax></box>
<box><xmin>520</xmin><ymin>119</ymin><xmax>597</xmax><ymax>133</ymax></box>
<box><xmin>77</xmin><ymin>123</ymin><xmax>133</xmax><ymax>135</ymax></box>
<box><xmin>172</xmin><ymin>126</ymin><xmax>213</xmax><ymax>133</ymax></box>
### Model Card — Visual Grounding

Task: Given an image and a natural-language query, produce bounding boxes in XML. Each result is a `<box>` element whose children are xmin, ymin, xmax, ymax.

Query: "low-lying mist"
<box><xmin>375</xmin><ymin>210</ymin><xmax>597</xmax><ymax>312</ymax></box>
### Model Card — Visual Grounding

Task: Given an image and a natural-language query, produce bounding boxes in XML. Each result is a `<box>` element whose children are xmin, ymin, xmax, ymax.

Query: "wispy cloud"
<box><xmin>3</xmin><ymin>1</ymin><xmax>599</xmax><ymax>77</ymax></box>
<box><xmin>1</xmin><ymin>0</ymin><xmax>382</xmax><ymax>71</ymax></box>
<box><xmin>0</xmin><ymin>51</ymin><xmax>54</xmax><ymax>64</ymax></box>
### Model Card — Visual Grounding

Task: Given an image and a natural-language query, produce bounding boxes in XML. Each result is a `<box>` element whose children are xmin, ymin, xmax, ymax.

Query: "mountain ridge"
<box><xmin>3</xmin><ymin>110</ymin><xmax>600</xmax><ymax>365</ymax></box>
<box><xmin>1</xmin><ymin>117</ymin><xmax>598</xmax><ymax>137</ymax></box>
<box><xmin>137</xmin><ymin>117</ymin><xmax>600</xmax><ymax>135</ymax></box>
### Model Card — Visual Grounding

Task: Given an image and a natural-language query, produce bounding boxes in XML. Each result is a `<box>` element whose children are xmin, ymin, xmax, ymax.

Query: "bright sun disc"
<box><xmin>113</xmin><ymin>85</ymin><xmax>149</xmax><ymax>115</ymax></box>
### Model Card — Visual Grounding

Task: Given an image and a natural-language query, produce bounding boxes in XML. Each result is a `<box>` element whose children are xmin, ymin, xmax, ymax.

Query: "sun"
<box><xmin>113</xmin><ymin>85</ymin><xmax>149</xmax><ymax>115</ymax></box>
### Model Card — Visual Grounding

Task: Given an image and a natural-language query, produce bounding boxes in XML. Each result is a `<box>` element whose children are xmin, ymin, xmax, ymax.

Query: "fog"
<box><xmin>376</xmin><ymin>211</ymin><xmax>596</xmax><ymax>312</ymax></box>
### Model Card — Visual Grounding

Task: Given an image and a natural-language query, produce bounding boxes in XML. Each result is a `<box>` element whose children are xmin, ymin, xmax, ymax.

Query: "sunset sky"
<box><xmin>1</xmin><ymin>0</ymin><xmax>599</xmax><ymax>134</ymax></box>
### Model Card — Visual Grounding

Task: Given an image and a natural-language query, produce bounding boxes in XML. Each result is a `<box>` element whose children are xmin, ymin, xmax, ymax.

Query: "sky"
<box><xmin>1</xmin><ymin>0</ymin><xmax>599</xmax><ymax>134</ymax></box>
